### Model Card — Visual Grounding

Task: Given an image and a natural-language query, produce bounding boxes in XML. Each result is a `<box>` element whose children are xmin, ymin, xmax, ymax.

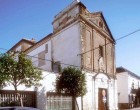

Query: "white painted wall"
<box><xmin>52</xmin><ymin>22</ymin><xmax>81</xmax><ymax>69</ymax></box>
<box><xmin>114</xmin><ymin>79</ymin><xmax>119</xmax><ymax>109</ymax></box>
<box><xmin>81</xmin><ymin>72</ymin><xmax>118</xmax><ymax>110</ymax></box>
<box><xmin>128</xmin><ymin>75</ymin><xmax>140</xmax><ymax>90</ymax></box>
<box><xmin>117</xmin><ymin>72</ymin><xmax>140</xmax><ymax>104</ymax></box>
<box><xmin>36</xmin><ymin>71</ymin><xmax>57</xmax><ymax>110</ymax></box>
<box><xmin>82</xmin><ymin>73</ymin><xmax>94</xmax><ymax>110</ymax></box>
<box><xmin>117</xmin><ymin>72</ymin><xmax>129</xmax><ymax>103</ymax></box>
<box><xmin>16</xmin><ymin>45</ymin><xmax>22</xmax><ymax>52</ymax></box>
<box><xmin>3</xmin><ymin>70</ymin><xmax>57</xmax><ymax>110</ymax></box>
<box><xmin>27</xmin><ymin>40</ymin><xmax>52</xmax><ymax>72</ymax></box>
<box><xmin>108</xmin><ymin>79</ymin><xmax>118</xmax><ymax>110</ymax></box>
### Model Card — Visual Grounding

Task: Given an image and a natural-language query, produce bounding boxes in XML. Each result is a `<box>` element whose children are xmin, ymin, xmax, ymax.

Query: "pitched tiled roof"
<box><xmin>25</xmin><ymin>33</ymin><xmax>52</xmax><ymax>54</ymax></box>
<box><xmin>8</xmin><ymin>38</ymin><xmax>36</xmax><ymax>52</ymax></box>
<box><xmin>116</xmin><ymin>67</ymin><xmax>140</xmax><ymax>79</ymax></box>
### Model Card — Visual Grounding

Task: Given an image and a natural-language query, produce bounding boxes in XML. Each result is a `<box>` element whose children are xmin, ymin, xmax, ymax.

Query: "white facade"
<box><xmin>6</xmin><ymin>1</ymin><xmax>118</xmax><ymax>110</ymax></box>
<box><xmin>117</xmin><ymin>72</ymin><xmax>129</xmax><ymax>103</ymax></box>
<box><xmin>27</xmin><ymin>40</ymin><xmax>52</xmax><ymax>72</ymax></box>
<box><xmin>116</xmin><ymin>67</ymin><xmax>140</xmax><ymax>109</ymax></box>
<box><xmin>52</xmin><ymin>22</ymin><xmax>81</xmax><ymax>68</ymax></box>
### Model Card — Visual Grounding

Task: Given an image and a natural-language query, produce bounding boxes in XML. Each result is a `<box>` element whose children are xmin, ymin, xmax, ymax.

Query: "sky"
<box><xmin>0</xmin><ymin>0</ymin><xmax>140</xmax><ymax>75</ymax></box>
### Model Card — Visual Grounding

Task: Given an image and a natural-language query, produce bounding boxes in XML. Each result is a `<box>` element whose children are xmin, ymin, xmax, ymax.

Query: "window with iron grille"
<box><xmin>47</xmin><ymin>92</ymin><xmax>72</xmax><ymax>110</ymax></box>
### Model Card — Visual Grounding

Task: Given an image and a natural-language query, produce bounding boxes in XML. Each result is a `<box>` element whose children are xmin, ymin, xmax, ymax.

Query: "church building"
<box><xmin>8</xmin><ymin>0</ymin><xmax>118</xmax><ymax>110</ymax></box>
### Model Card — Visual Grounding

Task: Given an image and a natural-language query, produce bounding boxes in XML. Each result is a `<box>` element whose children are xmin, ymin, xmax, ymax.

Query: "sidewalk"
<box><xmin>121</xmin><ymin>107</ymin><xmax>140</xmax><ymax>110</ymax></box>
<box><xmin>129</xmin><ymin>108</ymin><xmax>140</xmax><ymax>110</ymax></box>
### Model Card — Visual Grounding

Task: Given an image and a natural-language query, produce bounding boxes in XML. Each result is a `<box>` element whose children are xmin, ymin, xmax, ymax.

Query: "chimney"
<box><xmin>31</xmin><ymin>38</ymin><xmax>36</xmax><ymax>43</ymax></box>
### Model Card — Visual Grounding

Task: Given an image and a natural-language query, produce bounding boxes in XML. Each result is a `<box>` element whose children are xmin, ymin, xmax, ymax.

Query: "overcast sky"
<box><xmin>0</xmin><ymin>0</ymin><xmax>140</xmax><ymax>75</ymax></box>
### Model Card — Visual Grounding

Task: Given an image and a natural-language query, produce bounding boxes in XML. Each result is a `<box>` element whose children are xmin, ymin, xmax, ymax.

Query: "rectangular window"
<box><xmin>52</xmin><ymin>61</ymin><xmax>61</xmax><ymax>73</ymax></box>
<box><xmin>99</xmin><ymin>45</ymin><xmax>103</xmax><ymax>57</ymax></box>
<box><xmin>45</xmin><ymin>44</ymin><xmax>48</xmax><ymax>53</ymax></box>
<box><xmin>38</xmin><ymin>51</ymin><xmax>45</xmax><ymax>67</ymax></box>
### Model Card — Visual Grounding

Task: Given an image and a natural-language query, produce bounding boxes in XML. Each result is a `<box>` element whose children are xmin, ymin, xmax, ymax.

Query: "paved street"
<box><xmin>129</xmin><ymin>108</ymin><xmax>140</xmax><ymax>110</ymax></box>
<box><xmin>121</xmin><ymin>107</ymin><xmax>140</xmax><ymax>110</ymax></box>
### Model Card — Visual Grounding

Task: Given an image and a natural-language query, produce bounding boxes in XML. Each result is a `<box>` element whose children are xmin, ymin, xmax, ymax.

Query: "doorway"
<box><xmin>98</xmin><ymin>88</ymin><xmax>108</xmax><ymax>110</ymax></box>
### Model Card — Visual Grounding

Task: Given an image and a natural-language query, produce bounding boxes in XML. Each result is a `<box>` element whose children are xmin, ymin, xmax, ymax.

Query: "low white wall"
<box><xmin>36</xmin><ymin>71</ymin><xmax>57</xmax><ymax>110</ymax></box>
<box><xmin>3</xmin><ymin>70</ymin><xmax>57</xmax><ymax>110</ymax></box>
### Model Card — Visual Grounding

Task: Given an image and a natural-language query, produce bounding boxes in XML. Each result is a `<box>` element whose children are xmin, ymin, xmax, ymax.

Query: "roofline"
<box><xmin>53</xmin><ymin>1</ymin><xmax>86</xmax><ymax>23</ymax></box>
<box><xmin>25</xmin><ymin>20</ymin><xmax>80</xmax><ymax>54</ymax></box>
<box><xmin>7</xmin><ymin>39</ymin><xmax>36</xmax><ymax>53</ymax></box>
<box><xmin>25</xmin><ymin>33</ymin><xmax>52</xmax><ymax>54</ymax></box>
<box><xmin>79</xmin><ymin>14</ymin><xmax>115</xmax><ymax>44</ymax></box>
<box><xmin>90</xmin><ymin>12</ymin><xmax>116</xmax><ymax>43</ymax></box>
<box><xmin>99</xmin><ymin>12</ymin><xmax>116</xmax><ymax>43</ymax></box>
<box><xmin>116</xmin><ymin>66</ymin><xmax>140</xmax><ymax>79</ymax></box>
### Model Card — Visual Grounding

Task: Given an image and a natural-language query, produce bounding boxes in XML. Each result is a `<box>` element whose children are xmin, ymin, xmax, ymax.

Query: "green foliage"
<box><xmin>0</xmin><ymin>52</ymin><xmax>42</xmax><ymax>91</ymax></box>
<box><xmin>56</xmin><ymin>67</ymin><xmax>87</xmax><ymax>97</ymax></box>
<box><xmin>0</xmin><ymin>53</ymin><xmax>15</xmax><ymax>88</ymax></box>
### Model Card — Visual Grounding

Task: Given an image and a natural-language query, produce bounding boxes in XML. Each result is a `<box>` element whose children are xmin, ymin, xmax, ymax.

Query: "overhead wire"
<box><xmin>115</xmin><ymin>29</ymin><xmax>140</xmax><ymax>41</ymax></box>
<box><xmin>77</xmin><ymin>28</ymin><xmax>140</xmax><ymax>56</ymax></box>
<box><xmin>26</xmin><ymin>54</ymin><xmax>80</xmax><ymax>68</ymax></box>
<box><xmin>0</xmin><ymin>28</ymin><xmax>140</xmax><ymax>68</ymax></box>
<box><xmin>0</xmin><ymin>47</ymin><xmax>80</xmax><ymax>68</ymax></box>
<box><xmin>0</xmin><ymin>48</ymin><xmax>7</xmax><ymax>51</ymax></box>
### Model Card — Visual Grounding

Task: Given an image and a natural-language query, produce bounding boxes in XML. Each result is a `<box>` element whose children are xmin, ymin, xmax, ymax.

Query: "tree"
<box><xmin>56</xmin><ymin>67</ymin><xmax>86</xmax><ymax>110</ymax></box>
<box><xmin>0</xmin><ymin>52</ymin><xmax>42</xmax><ymax>91</ymax></box>
<box><xmin>0</xmin><ymin>53</ymin><xmax>14</xmax><ymax>88</ymax></box>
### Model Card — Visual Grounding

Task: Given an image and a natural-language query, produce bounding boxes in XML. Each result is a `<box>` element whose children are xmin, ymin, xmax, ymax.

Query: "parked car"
<box><xmin>0</xmin><ymin>107</ymin><xmax>40</xmax><ymax>110</ymax></box>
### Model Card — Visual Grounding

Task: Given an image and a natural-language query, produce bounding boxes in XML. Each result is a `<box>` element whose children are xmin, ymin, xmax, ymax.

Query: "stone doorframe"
<box><xmin>98</xmin><ymin>88</ymin><xmax>108</xmax><ymax>110</ymax></box>
<box><xmin>92</xmin><ymin>72</ymin><xmax>111</xmax><ymax>110</ymax></box>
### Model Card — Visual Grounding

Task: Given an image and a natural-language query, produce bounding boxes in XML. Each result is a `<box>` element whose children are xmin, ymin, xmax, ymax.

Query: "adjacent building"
<box><xmin>116</xmin><ymin>67</ymin><xmax>140</xmax><ymax>109</ymax></box>
<box><xmin>8</xmin><ymin>38</ymin><xmax>36</xmax><ymax>52</ymax></box>
<box><xmin>6</xmin><ymin>1</ymin><xmax>118</xmax><ymax>110</ymax></box>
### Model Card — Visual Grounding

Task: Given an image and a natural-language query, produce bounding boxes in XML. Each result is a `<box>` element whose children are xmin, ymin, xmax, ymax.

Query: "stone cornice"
<box><xmin>79</xmin><ymin>14</ymin><xmax>115</xmax><ymax>44</ymax></box>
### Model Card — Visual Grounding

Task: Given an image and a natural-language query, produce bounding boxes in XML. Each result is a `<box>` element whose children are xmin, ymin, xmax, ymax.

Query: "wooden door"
<box><xmin>98</xmin><ymin>88</ymin><xmax>108</xmax><ymax>110</ymax></box>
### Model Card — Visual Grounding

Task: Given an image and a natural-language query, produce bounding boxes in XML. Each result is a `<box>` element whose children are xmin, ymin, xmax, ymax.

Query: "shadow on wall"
<box><xmin>37</xmin><ymin>87</ymin><xmax>47</xmax><ymax>110</ymax></box>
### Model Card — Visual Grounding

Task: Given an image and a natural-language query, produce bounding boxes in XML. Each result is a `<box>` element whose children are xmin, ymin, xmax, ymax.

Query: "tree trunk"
<box><xmin>72</xmin><ymin>96</ymin><xmax>77</xmax><ymax>110</ymax></box>
<box><xmin>14</xmin><ymin>85</ymin><xmax>17</xmax><ymax>92</ymax></box>
<box><xmin>14</xmin><ymin>85</ymin><xmax>23</xmax><ymax>107</ymax></box>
